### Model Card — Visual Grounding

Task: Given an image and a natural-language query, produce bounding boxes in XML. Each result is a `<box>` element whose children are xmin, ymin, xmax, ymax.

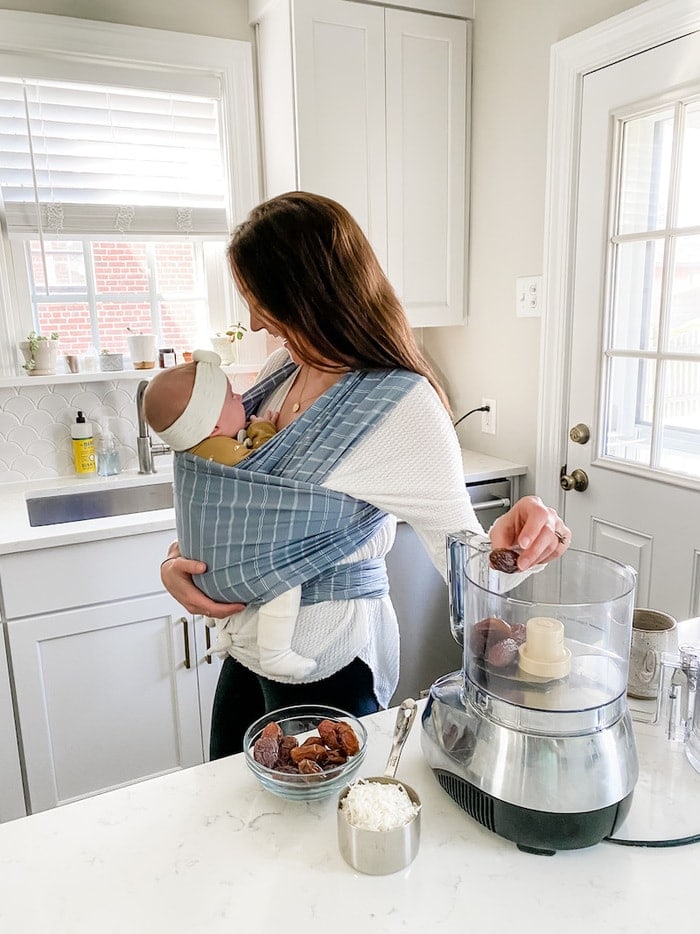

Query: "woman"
<box><xmin>160</xmin><ymin>191</ymin><xmax>570</xmax><ymax>759</ymax></box>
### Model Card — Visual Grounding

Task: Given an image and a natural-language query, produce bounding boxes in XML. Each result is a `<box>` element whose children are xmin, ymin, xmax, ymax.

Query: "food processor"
<box><xmin>421</xmin><ymin>532</ymin><xmax>639</xmax><ymax>854</ymax></box>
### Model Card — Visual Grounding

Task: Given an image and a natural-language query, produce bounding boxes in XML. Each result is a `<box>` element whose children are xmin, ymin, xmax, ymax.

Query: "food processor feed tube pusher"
<box><xmin>421</xmin><ymin>532</ymin><xmax>639</xmax><ymax>854</ymax></box>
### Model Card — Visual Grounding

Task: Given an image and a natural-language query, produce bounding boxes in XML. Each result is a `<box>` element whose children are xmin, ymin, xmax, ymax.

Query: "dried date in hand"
<box><xmin>489</xmin><ymin>548</ymin><xmax>521</xmax><ymax>573</ymax></box>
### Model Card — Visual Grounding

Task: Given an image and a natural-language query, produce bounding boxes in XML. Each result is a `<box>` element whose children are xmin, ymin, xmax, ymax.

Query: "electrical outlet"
<box><xmin>516</xmin><ymin>276</ymin><xmax>542</xmax><ymax>317</ymax></box>
<box><xmin>482</xmin><ymin>398</ymin><xmax>496</xmax><ymax>434</ymax></box>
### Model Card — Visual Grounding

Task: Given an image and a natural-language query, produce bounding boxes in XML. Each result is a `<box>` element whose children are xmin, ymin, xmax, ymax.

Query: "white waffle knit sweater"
<box><xmin>216</xmin><ymin>349</ymin><xmax>484</xmax><ymax>706</ymax></box>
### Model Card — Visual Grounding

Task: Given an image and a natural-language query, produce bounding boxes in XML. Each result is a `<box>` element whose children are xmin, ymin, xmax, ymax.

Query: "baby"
<box><xmin>143</xmin><ymin>349</ymin><xmax>316</xmax><ymax>679</ymax></box>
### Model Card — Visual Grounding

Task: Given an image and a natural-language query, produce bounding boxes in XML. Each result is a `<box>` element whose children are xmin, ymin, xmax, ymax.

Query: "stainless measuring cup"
<box><xmin>337</xmin><ymin>698</ymin><xmax>421</xmax><ymax>874</ymax></box>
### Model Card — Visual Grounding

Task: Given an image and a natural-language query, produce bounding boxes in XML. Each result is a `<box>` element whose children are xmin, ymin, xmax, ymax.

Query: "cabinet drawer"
<box><xmin>0</xmin><ymin>530</ymin><xmax>175</xmax><ymax>619</ymax></box>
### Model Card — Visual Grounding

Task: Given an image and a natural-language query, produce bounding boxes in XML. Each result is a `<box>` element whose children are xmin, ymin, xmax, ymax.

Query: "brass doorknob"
<box><xmin>560</xmin><ymin>468</ymin><xmax>589</xmax><ymax>492</ymax></box>
<box><xmin>569</xmin><ymin>423</ymin><xmax>590</xmax><ymax>444</ymax></box>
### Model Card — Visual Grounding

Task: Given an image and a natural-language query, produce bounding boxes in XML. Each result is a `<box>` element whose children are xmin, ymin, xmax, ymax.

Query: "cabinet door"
<box><xmin>8</xmin><ymin>595</ymin><xmax>202</xmax><ymax>814</ymax></box>
<box><xmin>385</xmin><ymin>10</ymin><xmax>469</xmax><ymax>327</ymax></box>
<box><xmin>292</xmin><ymin>0</ymin><xmax>388</xmax><ymax>268</ymax></box>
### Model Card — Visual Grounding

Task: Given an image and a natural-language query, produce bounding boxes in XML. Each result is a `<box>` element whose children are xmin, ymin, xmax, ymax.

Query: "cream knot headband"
<box><xmin>156</xmin><ymin>349</ymin><xmax>229</xmax><ymax>451</ymax></box>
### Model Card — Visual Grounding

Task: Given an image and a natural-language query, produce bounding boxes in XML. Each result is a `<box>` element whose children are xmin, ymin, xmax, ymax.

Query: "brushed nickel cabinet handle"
<box><xmin>180</xmin><ymin>617</ymin><xmax>191</xmax><ymax>669</ymax></box>
<box><xmin>205</xmin><ymin>622</ymin><xmax>212</xmax><ymax>664</ymax></box>
<box><xmin>472</xmin><ymin>497</ymin><xmax>510</xmax><ymax>513</ymax></box>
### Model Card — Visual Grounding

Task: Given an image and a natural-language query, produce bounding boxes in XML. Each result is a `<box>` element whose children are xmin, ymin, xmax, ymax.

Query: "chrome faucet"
<box><xmin>136</xmin><ymin>379</ymin><xmax>171</xmax><ymax>474</ymax></box>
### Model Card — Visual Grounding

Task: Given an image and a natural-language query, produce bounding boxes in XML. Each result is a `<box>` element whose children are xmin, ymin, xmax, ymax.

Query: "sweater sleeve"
<box><xmin>323</xmin><ymin>378</ymin><xmax>484</xmax><ymax>580</ymax></box>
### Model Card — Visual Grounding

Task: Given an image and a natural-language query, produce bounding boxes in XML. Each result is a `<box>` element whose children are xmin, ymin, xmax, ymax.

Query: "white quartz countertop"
<box><xmin>0</xmin><ymin>699</ymin><xmax>697</xmax><ymax>934</ymax></box>
<box><xmin>460</xmin><ymin>449</ymin><xmax>527</xmax><ymax>484</ymax></box>
<box><xmin>0</xmin><ymin>449</ymin><xmax>527</xmax><ymax>555</ymax></box>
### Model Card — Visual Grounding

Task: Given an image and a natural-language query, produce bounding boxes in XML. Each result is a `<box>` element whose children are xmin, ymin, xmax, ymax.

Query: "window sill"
<box><xmin>0</xmin><ymin>363</ymin><xmax>262</xmax><ymax>390</ymax></box>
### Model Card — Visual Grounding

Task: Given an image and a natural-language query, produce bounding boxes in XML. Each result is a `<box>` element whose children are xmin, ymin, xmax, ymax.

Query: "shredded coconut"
<box><xmin>341</xmin><ymin>779</ymin><xmax>419</xmax><ymax>831</ymax></box>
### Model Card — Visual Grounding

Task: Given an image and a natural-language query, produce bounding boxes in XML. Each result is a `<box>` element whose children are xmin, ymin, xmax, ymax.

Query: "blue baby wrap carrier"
<box><xmin>174</xmin><ymin>361</ymin><xmax>422</xmax><ymax>607</ymax></box>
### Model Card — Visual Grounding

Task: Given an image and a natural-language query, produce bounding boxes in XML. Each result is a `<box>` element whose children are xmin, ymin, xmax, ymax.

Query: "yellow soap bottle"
<box><xmin>71</xmin><ymin>411</ymin><xmax>97</xmax><ymax>475</ymax></box>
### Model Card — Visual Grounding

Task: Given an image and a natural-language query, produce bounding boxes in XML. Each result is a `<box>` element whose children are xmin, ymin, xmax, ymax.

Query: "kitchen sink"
<box><xmin>26</xmin><ymin>482</ymin><xmax>174</xmax><ymax>527</ymax></box>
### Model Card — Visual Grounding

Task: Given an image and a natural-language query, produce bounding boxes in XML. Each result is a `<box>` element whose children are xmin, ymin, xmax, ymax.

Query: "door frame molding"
<box><xmin>537</xmin><ymin>0</ymin><xmax>700</xmax><ymax>512</ymax></box>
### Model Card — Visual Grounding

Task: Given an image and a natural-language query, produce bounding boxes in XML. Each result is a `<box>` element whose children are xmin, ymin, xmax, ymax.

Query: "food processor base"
<box><xmin>433</xmin><ymin>768</ymin><xmax>634</xmax><ymax>855</ymax></box>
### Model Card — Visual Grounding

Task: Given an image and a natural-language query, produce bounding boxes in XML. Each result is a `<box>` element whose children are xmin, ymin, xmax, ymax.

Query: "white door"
<box><xmin>564</xmin><ymin>32</ymin><xmax>700</xmax><ymax>621</ymax></box>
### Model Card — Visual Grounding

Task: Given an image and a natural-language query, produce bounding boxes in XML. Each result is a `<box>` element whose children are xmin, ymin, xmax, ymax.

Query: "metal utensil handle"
<box><xmin>383</xmin><ymin>698</ymin><xmax>418</xmax><ymax>779</ymax></box>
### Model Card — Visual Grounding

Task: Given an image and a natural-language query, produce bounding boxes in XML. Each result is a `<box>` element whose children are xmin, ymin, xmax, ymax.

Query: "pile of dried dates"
<box><xmin>470</xmin><ymin>616</ymin><xmax>527</xmax><ymax>672</ymax></box>
<box><xmin>252</xmin><ymin>717</ymin><xmax>361</xmax><ymax>777</ymax></box>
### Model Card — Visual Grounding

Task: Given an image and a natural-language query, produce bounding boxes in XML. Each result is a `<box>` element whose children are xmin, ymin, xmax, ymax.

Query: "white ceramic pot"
<box><xmin>99</xmin><ymin>353</ymin><xmax>124</xmax><ymax>372</ymax></box>
<box><xmin>127</xmin><ymin>334</ymin><xmax>157</xmax><ymax>370</ymax></box>
<box><xmin>20</xmin><ymin>339</ymin><xmax>58</xmax><ymax>376</ymax></box>
<box><xmin>210</xmin><ymin>335</ymin><xmax>236</xmax><ymax>365</ymax></box>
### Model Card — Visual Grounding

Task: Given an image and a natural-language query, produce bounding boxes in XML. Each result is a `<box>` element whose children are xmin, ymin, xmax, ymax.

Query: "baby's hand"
<box><xmin>250</xmin><ymin>410</ymin><xmax>279</xmax><ymax>427</ymax></box>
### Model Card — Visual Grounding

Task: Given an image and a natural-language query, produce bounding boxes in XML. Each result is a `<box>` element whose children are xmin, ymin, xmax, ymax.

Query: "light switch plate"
<box><xmin>516</xmin><ymin>276</ymin><xmax>542</xmax><ymax>317</ymax></box>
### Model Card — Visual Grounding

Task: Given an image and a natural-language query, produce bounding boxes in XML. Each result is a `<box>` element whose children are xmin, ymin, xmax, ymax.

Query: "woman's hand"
<box><xmin>489</xmin><ymin>495</ymin><xmax>570</xmax><ymax>571</ymax></box>
<box><xmin>160</xmin><ymin>542</ymin><xmax>246</xmax><ymax>619</ymax></box>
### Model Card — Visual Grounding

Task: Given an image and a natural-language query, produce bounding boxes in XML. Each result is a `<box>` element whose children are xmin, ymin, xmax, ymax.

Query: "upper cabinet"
<box><xmin>249</xmin><ymin>0</ymin><xmax>472</xmax><ymax>328</ymax></box>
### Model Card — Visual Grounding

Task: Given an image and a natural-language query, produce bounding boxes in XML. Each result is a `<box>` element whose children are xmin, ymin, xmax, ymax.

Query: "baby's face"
<box><xmin>212</xmin><ymin>384</ymin><xmax>246</xmax><ymax>438</ymax></box>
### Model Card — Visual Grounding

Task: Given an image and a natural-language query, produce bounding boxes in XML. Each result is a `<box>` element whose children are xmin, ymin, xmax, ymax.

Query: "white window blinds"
<box><xmin>0</xmin><ymin>77</ymin><xmax>229</xmax><ymax>236</ymax></box>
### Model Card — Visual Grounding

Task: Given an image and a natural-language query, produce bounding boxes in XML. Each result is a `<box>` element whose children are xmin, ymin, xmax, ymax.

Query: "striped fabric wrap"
<box><xmin>174</xmin><ymin>362</ymin><xmax>423</xmax><ymax>607</ymax></box>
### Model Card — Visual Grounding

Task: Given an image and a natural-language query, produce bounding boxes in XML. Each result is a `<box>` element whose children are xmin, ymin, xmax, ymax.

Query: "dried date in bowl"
<box><xmin>243</xmin><ymin>705</ymin><xmax>368</xmax><ymax>802</ymax></box>
<box><xmin>469</xmin><ymin>616</ymin><xmax>512</xmax><ymax>657</ymax></box>
<box><xmin>486</xmin><ymin>637</ymin><xmax>520</xmax><ymax>670</ymax></box>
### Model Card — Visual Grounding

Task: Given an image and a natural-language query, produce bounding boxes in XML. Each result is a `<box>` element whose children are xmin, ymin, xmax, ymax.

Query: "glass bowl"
<box><xmin>243</xmin><ymin>704</ymin><xmax>368</xmax><ymax>801</ymax></box>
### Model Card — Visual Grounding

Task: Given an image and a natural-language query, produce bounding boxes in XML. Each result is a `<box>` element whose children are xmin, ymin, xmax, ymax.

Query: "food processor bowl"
<box><xmin>421</xmin><ymin>533</ymin><xmax>639</xmax><ymax>854</ymax></box>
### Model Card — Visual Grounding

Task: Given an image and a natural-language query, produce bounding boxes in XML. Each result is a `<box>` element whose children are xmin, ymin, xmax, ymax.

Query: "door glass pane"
<box><xmin>618</xmin><ymin>109</ymin><xmax>673</xmax><ymax>234</ymax></box>
<box><xmin>659</xmin><ymin>361</ymin><xmax>700</xmax><ymax>479</ymax></box>
<box><xmin>677</xmin><ymin>102</ymin><xmax>700</xmax><ymax>227</ymax></box>
<box><xmin>611</xmin><ymin>239</ymin><xmax>663</xmax><ymax>351</ymax></box>
<box><xmin>603</xmin><ymin>356</ymin><xmax>656</xmax><ymax>467</ymax></box>
<box><xmin>668</xmin><ymin>234</ymin><xmax>700</xmax><ymax>351</ymax></box>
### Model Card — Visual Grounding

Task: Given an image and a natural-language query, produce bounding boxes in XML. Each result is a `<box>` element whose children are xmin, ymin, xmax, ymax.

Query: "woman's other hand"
<box><xmin>160</xmin><ymin>542</ymin><xmax>246</xmax><ymax>618</ymax></box>
<box><xmin>489</xmin><ymin>495</ymin><xmax>571</xmax><ymax>571</ymax></box>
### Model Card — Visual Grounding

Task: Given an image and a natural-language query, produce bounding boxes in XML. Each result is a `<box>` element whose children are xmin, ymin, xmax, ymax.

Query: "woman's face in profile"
<box><xmin>233</xmin><ymin>274</ymin><xmax>310</xmax><ymax>365</ymax></box>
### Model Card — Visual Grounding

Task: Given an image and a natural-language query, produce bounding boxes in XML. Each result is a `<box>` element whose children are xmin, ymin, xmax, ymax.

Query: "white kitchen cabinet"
<box><xmin>250</xmin><ymin>0</ymin><xmax>470</xmax><ymax>327</ymax></box>
<box><xmin>0</xmin><ymin>532</ymin><xmax>222</xmax><ymax>815</ymax></box>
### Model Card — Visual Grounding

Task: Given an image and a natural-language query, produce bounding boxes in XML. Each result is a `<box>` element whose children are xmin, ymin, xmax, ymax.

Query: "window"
<box><xmin>602</xmin><ymin>95</ymin><xmax>700</xmax><ymax>481</ymax></box>
<box><xmin>0</xmin><ymin>11</ymin><xmax>260</xmax><ymax>377</ymax></box>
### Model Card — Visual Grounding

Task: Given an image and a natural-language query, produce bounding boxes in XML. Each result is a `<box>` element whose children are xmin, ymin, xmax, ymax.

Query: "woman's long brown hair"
<box><xmin>227</xmin><ymin>191</ymin><xmax>450</xmax><ymax>411</ymax></box>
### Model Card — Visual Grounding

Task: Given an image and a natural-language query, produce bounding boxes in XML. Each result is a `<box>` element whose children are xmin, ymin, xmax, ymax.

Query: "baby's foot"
<box><xmin>259</xmin><ymin>648</ymin><xmax>317</xmax><ymax>679</ymax></box>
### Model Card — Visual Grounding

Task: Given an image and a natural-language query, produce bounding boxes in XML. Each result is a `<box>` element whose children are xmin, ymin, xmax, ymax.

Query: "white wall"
<box><xmin>426</xmin><ymin>0</ymin><xmax>647</xmax><ymax>493</ymax></box>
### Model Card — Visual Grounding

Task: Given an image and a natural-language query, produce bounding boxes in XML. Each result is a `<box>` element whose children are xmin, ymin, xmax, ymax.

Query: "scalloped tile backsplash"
<box><xmin>0</xmin><ymin>381</ymin><xmax>141</xmax><ymax>482</ymax></box>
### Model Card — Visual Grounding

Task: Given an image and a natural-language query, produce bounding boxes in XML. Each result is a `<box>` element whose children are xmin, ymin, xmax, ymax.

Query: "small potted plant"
<box><xmin>211</xmin><ymin>322</ymin><xmax>248</xmax><ymax>365</ymax></box>
<box><xmin>19</xmin><ymin>330</ymin><xmax>60</xmax><ymax>376</ymax></box>
<box><xmin>99</xmin><ymin>349</ymin><xmax>124</xmax><ymax>372</ymax></box>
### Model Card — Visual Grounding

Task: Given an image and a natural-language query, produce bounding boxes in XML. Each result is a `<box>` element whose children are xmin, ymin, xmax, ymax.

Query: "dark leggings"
<box><xmin>209</xmin><ymin>655</ymin><xmax>381</xmax><ymax>760</ymax></box>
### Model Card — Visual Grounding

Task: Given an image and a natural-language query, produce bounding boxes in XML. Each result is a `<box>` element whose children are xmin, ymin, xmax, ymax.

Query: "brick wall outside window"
<box><xmin>32</xmin><ymin>239</ymin><xmax>212</xmax><ymax>358</ymax></box>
